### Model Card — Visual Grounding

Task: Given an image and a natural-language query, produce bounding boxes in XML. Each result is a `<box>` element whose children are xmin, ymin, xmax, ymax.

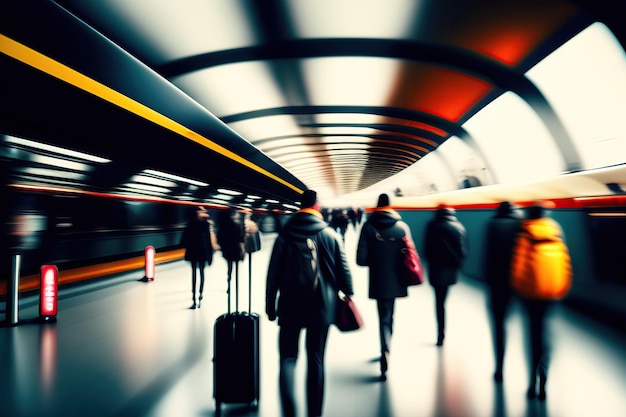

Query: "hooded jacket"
<box><xmin>181</xmin><ymin>217</ymin><xmax>214</xmax><ymax>264</ymax></box>
<box><xmin>484</xmin><ymin>204</ymin><xmax>522</xmax><ymax>295</ymax></box>
<box><xmin>424</xmin><ymin>208</ymin><xmax>468</xmax><ymax>287</ymax></box>
<box><xmin>356</xmin><ymin>208</ymin><xmax>413</xmax><ymax>299</ymax></box>
<box><xmin>266</xmin><ymin>209</ymin><xmax>354</xmax><ymax>326</ymax></box>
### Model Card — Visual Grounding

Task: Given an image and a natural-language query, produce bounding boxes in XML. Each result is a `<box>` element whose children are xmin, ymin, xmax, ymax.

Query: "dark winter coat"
<box><xmin>484</xmin><ymin>206</ymin><xmax>522</xmax><ymax>296</ymax></box>
<box><xmin>216</xmin><ymin>211</ymin><xmax>245</xmax><ymax>262</ymax></box>
<box><xmin>181</xmin><ymin>219</ymin><xmax>214</xmax><ymax>265</ymax></box>
<box><xmin>356</xmin><ymin>208</ymin><xmax>413</xmax><ymax>299</ymax></box>
<box><xmin>266</xmin><ymin>209</ymin><xmax>354</xmax><ymax>327</ymax></box>
<box><xmin>423</xmin><ymin>208</ymin><xmax>468</xmax><ymax>287</ymax></box>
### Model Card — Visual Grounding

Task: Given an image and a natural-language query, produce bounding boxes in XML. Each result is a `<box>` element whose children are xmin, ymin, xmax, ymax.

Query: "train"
<box><xmin>2</xmin><ymin>163</ymin><xmax>625</xmax><ymax>331</ymax></box>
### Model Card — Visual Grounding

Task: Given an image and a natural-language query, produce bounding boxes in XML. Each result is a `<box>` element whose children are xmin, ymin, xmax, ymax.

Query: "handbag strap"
<box><xmin>371</xmin><ymin>224</ymin><xmax>405</xmax><ymax>243</ymax></box>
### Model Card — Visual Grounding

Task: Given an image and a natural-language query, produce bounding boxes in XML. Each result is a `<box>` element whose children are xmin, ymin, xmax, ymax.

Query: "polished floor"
<box><xmin>1</xmin><ymin>227</ymin><xmax>626</xmax><ymax>417</ymax></box>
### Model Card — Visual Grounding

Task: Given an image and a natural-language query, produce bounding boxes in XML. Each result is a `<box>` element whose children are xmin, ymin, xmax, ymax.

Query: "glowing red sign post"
<box><xmin>143</xmin><ymin>245</ymin><xmax>155</xmax><ymax>282</ymax></box>
<box><xmin>39</xmin><ymin>265</ymin><xmax>58</xmax><ymax>323</ymax></box>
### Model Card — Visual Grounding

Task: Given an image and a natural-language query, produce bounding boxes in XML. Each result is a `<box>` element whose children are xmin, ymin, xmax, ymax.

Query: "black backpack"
<box><xmin>282</xmin><ymin>235</ymin><xmax>320</xmax><ymax>298</ymax></box>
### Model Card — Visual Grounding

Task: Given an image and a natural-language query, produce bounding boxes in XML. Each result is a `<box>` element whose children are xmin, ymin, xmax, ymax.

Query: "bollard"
<box><xmin>142</xmin><ymin>245</ymin><xmax>155</xmax><ymax>282</ymax></box>
<box><xmin>6</xmin><ymin>253</ymin><xmax>21</xmax><ymax>326</ymax></box>
<box><xmin>39</xmin><ymin>265</ymin><xmax>58</xmax><ymax>323</ymax></box>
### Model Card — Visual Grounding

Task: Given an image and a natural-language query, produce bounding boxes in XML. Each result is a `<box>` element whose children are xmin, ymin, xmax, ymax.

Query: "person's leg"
<box><xmin>198</xmin><ymin>261</ymin><xmax>205</xmax><ymax>307</ymax></box>
<box><xmin>434</xmin><ymin>286</ymin><xmax>449</xmax><ymax>345</ymax></box>
<box><xmin>524</xmin><ymin>299</ymin><xmax>545</xmax><ymax>398</ymax></box>
<box><xmin>305</xmin><ymin>321</ymin><xmax>330</xmax><ymax>417</ymax></box>
<box><xmin>190</xmin><ymin>262</ymin><xmax>198</xmax><ymax>308</ymax></box>
<box><xmin>376</xmin><ymin>299</ymin><xmax>394</xmax><ymax>379</ymax></box>
<box><xmin>279</xmin><ymin>324</ymin><xmax>301</xmax><ymax>417</ymax></box>
<box><xmin>490</xmin><ymin>292</ymin><xmax>508</xmax><ymax>382</ymax></box>
<box><xmin>536</xmin><ymin>301</ymin><xmax>551</xmax><ymax>400</ymax></box>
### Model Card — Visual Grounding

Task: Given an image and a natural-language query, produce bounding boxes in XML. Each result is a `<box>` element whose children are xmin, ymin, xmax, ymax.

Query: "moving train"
<box><xmin>1</xmin><ymin>163</ymin><xmax>625</xmax><ymax>332</ymax></box>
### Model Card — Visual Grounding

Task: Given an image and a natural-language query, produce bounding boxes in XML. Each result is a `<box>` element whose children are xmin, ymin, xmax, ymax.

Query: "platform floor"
<box><xmin>1</xmin><ymin>228</ymin><xmax>626</xmax><ymax>417</ymax></box>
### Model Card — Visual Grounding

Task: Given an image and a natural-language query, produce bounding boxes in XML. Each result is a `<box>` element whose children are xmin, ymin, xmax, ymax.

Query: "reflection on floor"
<box><xmin>1</xmin><ymin>228</ymin><xmax>625</xmax><ymax>417</ymax></box>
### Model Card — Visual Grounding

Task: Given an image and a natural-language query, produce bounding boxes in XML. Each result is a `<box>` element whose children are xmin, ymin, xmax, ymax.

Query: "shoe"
<box><xmin>190</xmin><ymin>302</ymin><xmax>197</xmax><ymax>309</ymax></box>
<box><xmin>198</xmin><ymin>294</ymin><xmax>203</xmax><ymax>308</ymax></box>
<box><xmin>380</xmin><ymin>351</ymin><xmax>389</xmax><ymax>381</ymax></box>
<box><xmin>436</xmin><ymin>334</ymin><xmax>444</xmax><ymax>347</ymax></box>
<box><xmin>538</xmin><ymin>389</ymin><xmax>546</xmax><ymax>401</ymax></box>
<box><xmin>538</xmin><ymin>376</ymin><xmax>547</xmax><ymax>400</ymax></box>
<box><xmin>380</xmin><ymin>352</ymin><xmax>389</xmax><ymax>372</ymax></box>
<box><xmin>494</xmin><ymin>371</ymin><xmax>503</xmax><ymax>383</ymax></box>
<box><xmin>526</xmin><ymin>386</ymin><xmax>536</xmax><ymax>399</ymax></box>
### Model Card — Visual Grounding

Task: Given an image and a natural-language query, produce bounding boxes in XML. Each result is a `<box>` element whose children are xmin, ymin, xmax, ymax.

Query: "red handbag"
<box><xmin>335</xmin><ymin>296</ymin><xmax>364</xmax><ymax>332</ymax></box>
<box><xmin>400</xmin><ymin>236</ymin><xmax>424</xmax><ymax>286</ymax></box>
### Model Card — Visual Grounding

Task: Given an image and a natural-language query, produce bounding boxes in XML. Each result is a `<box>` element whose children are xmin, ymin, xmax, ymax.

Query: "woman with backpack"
<box><xmin>510</xmin><ymin>200</ymin><xmax>572</xmax><ymax>400</ymax></box>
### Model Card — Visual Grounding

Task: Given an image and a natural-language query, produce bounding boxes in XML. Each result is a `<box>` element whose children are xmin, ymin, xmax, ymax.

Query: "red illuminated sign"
<box><xmin>40</xmin><ymin>265</ymin><xmax>58</xmax><ymax>320</ymax></box>
<box><xmin>144</xmin><ymin>245</ymin><xmax>155</xmax><ymax>281</ymax></box>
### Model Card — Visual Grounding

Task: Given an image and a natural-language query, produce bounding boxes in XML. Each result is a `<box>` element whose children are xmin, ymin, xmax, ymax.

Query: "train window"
<box><xmin>526</xmin><ymin>22</ymin><xmax>626</xmax><ymax>170</ymax></box>
<box><xmin>587</xmin><ymin>212</ymin><xmax>626</xmax><ymax>286</ymax></box>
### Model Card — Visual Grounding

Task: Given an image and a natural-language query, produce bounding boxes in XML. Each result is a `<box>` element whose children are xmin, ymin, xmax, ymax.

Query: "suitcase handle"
<box><xmin>248</xmin><ymin>252</ymin><xmax>252</xmax><ymax>313</ymax></box>
<box><xmin>227</xmin><ymin>253</ymin><xmax>254</xmax><ymax>314</ymax></box>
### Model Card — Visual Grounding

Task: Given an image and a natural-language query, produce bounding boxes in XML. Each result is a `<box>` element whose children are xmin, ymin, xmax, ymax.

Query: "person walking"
<box><xmin>423</xmin><ymin>204</ymin><xmax>468</xmax><ymax>346</ymax></box>
<box><xmin>483</xmin><ymin>201</ymin><xmax>522</xmax><ymax>382</ymax></box>
<box><xmin>356</xmin><ymin>193</ymin><xmax>415</xmax><ymax>381</ymax></box>
<box><xmin>510</xmin><ymin>201</ymin><xmax>572</xmax><ymax>400</ymax></box>
<box><xmin>216</xmin><ymin>208</ymin><xmax>245</xmax><ymax>306</ymax></box>
<box><xmin>180</xmin><ymin>206</ymin><xmax>214</xmax><ymax>309</ymax></box>
<box><xmin>266</xmin><ymin>190</ymin><xmax>354</xmax><ymax>417</ymax></box>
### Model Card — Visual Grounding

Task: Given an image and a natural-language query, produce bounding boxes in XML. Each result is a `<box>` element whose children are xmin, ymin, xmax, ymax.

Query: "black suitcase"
<box><xmin>213</xmin><ymin>259</ymin><xmax>260</xmax><ymax>415</ymax></box>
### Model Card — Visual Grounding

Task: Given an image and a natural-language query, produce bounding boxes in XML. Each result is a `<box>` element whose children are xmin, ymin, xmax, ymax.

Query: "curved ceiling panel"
<box><xmin>3</xmin><ymin>0</ymin><xmax>621</xmax><ymax>207</ymax></box>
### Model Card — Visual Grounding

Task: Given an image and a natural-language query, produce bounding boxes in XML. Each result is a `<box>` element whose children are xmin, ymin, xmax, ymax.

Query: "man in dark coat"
<box><xmin>180</xmin><ymin>206</ymin><xmax>214</xmax><ymax>309</ymax></box>
<box><xmin>266</xmin><ymin>190</ymin><xmax>354</xmax><ymax>417</ymax></box>
<box><xmin>423</xmin><ymin>204</ymin><xmax>468</xmax><ymax>346</ymax></box>
<box><xmin>356</xmin><ymin>193</ymin><xmax>415</xmax><ymax>381</ymax></box>
<box><xmin>484</xmin><ymin>201</ymin><xmax>522</xmax><ymax>382</ymax></box>
<box><xmin>216</xmin><ymin>208</ymin><xmax>245</xmax><ymax>309</ymax></box>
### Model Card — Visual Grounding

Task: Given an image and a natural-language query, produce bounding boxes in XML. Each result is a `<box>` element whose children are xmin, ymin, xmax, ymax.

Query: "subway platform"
<box><xmin>1</xmin><ymin>228</ymin><xmax>625</xmax><ymax>417</ymax></box>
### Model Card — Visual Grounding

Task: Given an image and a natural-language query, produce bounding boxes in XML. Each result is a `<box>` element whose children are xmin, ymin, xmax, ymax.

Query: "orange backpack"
<box><xmin>510</xmin><ymin>217</ymin><xmax>572</xmax><ymax>300</ymax></box>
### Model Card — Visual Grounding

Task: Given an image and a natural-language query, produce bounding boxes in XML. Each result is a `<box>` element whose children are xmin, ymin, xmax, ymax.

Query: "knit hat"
<box><xmin>300</xmin><ymin>190</ymin><xmax>318</xmax><ymax>208</ymax></box>
<box><xmin>376</xmin><ymin>193</ymin><xmax>390</xmax><ymax>207</ymax></box>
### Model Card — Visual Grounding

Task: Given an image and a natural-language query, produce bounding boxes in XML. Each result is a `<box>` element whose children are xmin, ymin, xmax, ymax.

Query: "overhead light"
<box><xmin>144</xmin><ymin>169</ymin><xmax>208</xmax><ymax>186</ymax></box>
<box><xmin>123</xmin><ymin>183</ymin><xmax>170</xmax><ymax>194</ymax></box>
<box><xmin>29</xmin><ymin>154</ymin><xmax>91</xmax><ymax>172</ymax></box>
<box><xmin>217</xmin><ymin>188</ymin><xmax>243</xmax><ymax>196</ymax></box>
<box><xmin>6</xmin><ymin>135</ymin><xmax>110</xmax><ymax>163</ymax></box>
<box><xmin>130</xmin><ymin>174</ymin><xmax>176</xmax><ymax>188</ymax></box>
<box><xmin>21</xmin><ymin>167</ymin><xmax>86</xmax><ymax>180</ymax></box>
<box><xmin>214</xmin><ymin>193</ymin><xmax>235</xmax><ymax>201</ymax></box>
<box><xmin>266</xmin><ymin>199</ymin><xmax>280</xmax><ymax>204</ymax></box>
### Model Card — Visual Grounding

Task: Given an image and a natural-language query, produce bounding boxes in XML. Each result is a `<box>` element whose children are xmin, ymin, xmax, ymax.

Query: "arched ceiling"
<box><xmin>1</xmin><ymin>0</ymin><xmax>624</xmax><ymax>209</ymax></box>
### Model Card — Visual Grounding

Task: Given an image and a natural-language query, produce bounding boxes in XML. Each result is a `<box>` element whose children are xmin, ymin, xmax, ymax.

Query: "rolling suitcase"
<box><xmin>213</xmin><ymin>259</ymin><xmax>260</xmax><ymax>415</ymax></box>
